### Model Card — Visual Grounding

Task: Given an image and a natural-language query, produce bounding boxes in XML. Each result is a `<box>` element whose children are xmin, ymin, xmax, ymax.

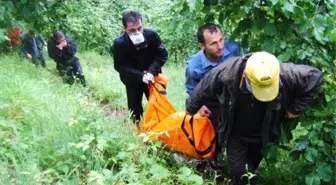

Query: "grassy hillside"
<box><xmin>0</xmin><ymin>53</ymin><xmax>205</xmax><ymax>185</ymax></box>
<box><xmin>0</xmin><ymin>52</ymin><xmax>316</xmax><ymax>185</ymax></box>
<box><xmin>80</xmin><ymin>51</ymin><xmax>188</xmax><ymax>111</ymax></box>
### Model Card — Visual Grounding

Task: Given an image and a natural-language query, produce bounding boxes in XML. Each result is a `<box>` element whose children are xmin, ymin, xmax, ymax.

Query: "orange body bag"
<box><xmin>140</xmin><ymin>74</ymin><xmax>216</xmax><ymax>159</ymax></box>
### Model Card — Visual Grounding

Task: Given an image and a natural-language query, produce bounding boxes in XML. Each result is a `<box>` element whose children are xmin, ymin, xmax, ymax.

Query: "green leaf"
<box><xmin>314</xmin><ymin>28</ymin><xmax>325</xmax><ymax>43</ymax></box>
<box><xmin>149</xmin><ymin>165</ymin><xmax>171</xmax><ymax>179</ymax></box>
<box><xmin>298</xmin><ymin>21</ymin><xmax>311</xmax><ymax>33</ymax></box>
<box><xmin>331</xmin><ymin>132</ymin><xmax>336</xmax><ymax>140</ymax></box>
<box><xmin>168</xmin><ymin>17</ymin><xmax>177</xmax><ymax>30</ymax></box>
<box><xmin>263</xmin><ymin>144</ymin><xmax>278</xmax><ymax>163</ymax></box>
<box><xmin>280</xmin><ymin>41</ymin><xmax>287</xmax><ymax>49</ymax></box>
<box><xmin>329</xmin><ymin>28</ymin><xmax>336</xmax><ymax>42</ymax></box>
<box><xmin>241</xmin><ymin>34</ymin><xmax>249</xmax><ymax>48</ymax></box>
<box><xmin>265</xmin><ymin>23</ymin><xmax>277</xmax><ymax>36</ymax></box>
<box><xmin>271</xmin><ymin>0</ymin><xmax>279</xmax><ymax>6</ymax></box>
<box><xmin>57</xmin><ymin>164</ymin><xmax>69</xmax><ymax>174</ymax></box>
<box><xmin>308</xmin><ymin>131</ymin><xmax>318</xmax><ymax>145</ymax></box>
<box><xmin>188</xmin><ymin>0</ymin><xmax>203</xmax><ymax>11</ymax></box>
<box><xmin>314</xmin><ymin>14</ymin><xmax>327</xmax><ymax>30</ymax></box>
<box><xmin>255</xmin><ymin>16</ymin><xmax>267</xmax><ymax>30</ymax></box>
<box><xmin>278</xmin><ymin>53</ymin><xmax>290</xmax><ymax>61</ymax></box>
<box><xmin>283</xmin><ymin>2</ymin><xmax>294</xmax><ymax>13</ymax></box>
<box><xmin>305</xmin><ymin>147</ymin><xmax>318</xmax><ymax>163</ymax></box>
<box><xmin>316</xmin><ymin>163</ymin><xmax>332</xmax><ymax>181</ymax></box>
<box><xmin>289</xmin><ymin>150</ymin><xmax>301</xmax><ymax>161</ymax></box>
<box><xmin>180</xmin><ymin>166</ymin><xmax>192</xmax><ymax>176</ymax></box>
<box><xmin>305</xmin><ymin>173</ymin><xmax>321</xmax><ymax>185</ymax></box>
<box><xmin>264</xmin><ymin>38</ymin><xmax>275</xmax><ymax>53</ymax></box>
<box><xmin>238</xmin><ymin>18</ymin><xmax>254</xmax><ymax>33</ymax></box>
<box><xmin>188</xmin><ymin>174</ymin><xmax>204</xmax><ymax>185</ymax></box>
<box><xmin>294</xmin><ymin>136</ymin><xmax>309</xmax><ymax>151</ymax></box>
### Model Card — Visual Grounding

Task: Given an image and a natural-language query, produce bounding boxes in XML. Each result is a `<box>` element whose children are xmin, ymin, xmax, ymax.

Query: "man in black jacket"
<box><xmin>47</xmin><ymin>31</ymin><xmax>86</xmax><ymax>87</ymax></box>
<box><xmin>186</xmin><ymin>51</ymin><xmax>322</xmax><ymax>185</ymax></box>
<box><xmin>112</xmin><ymin>11</ymin><xmax>168</xmax><ymax>124</ymax></box>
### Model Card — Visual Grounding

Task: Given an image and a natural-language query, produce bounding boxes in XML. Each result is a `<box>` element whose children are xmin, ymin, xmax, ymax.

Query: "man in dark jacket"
<box><xmin>185</xmin><ymin>23</ymin><xmax>248</xmax><ymax>169</ymax></box>
<box><xmin>20</xmin><ymin>30</ymin><xmax>47</xmax><ymax>68</ymax></box>
<box><xmin>185</xmin><ymin>51</ymin><xmax>322</xmax><ymax>185</ymax></box>
<box><xmin>47</xmin><ymin>31</ymin><xmax>86</xmax><ymax>87</ymax></box>
<box><xmin>112</xmin><ymin>11</ymin><xmax>168</xmax><ymax>124</ymax></box>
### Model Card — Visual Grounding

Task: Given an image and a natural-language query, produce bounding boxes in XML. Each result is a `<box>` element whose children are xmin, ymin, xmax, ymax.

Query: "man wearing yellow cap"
<box><xmin>185</xmin><ymin>51</ymin><xmax>322</xmax><ymax>185</ymax></box>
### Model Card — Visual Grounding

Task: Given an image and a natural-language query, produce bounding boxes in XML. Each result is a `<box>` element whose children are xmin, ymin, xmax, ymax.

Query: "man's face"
<box><xmin>56</xmin><ymin>36</ymin><xmax>65</xmax><ymax>44</ymax></box>
<box><xmin>29</xmin><ymin>33</ymin><xmax>36</xmax><ymax>38</ymax></box>
<box><xmin>200</xmin><ymin>28</ymin><xmax>224</xmax><ymax>58</ymax></box>
<box><xmin>125</xmin><ymin>20</ymin><xmax>143</xmax><ymax>34</ymax></box>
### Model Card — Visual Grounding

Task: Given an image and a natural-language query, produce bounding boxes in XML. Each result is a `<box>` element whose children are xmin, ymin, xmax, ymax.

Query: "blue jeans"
<box><xmin>32</xmin><ymin>50</ymin><xmax>46</xmax><ymax>67</ymax></box>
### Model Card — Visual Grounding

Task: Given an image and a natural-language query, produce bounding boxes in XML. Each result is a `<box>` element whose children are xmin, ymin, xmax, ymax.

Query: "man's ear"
<box><xmin>199</xmin><ymin>43</ymin><xmax>205</xmax><ymax>50</ymax></box>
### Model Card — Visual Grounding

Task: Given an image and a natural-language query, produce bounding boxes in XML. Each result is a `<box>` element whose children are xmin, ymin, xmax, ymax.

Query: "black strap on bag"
<box><xmin>147</xmin><ymin>81</ymin><xmax>167</xmax><ymax>123</ymax></box>
<box><xmin>149</xmin><ymin>81</ymin><xmax>166</xmax><ymax>95</ymax></box>
<box><xmin>181</xmin><ymin>113</ymin><xmax>216</xmax><ymax>157</ymax></box>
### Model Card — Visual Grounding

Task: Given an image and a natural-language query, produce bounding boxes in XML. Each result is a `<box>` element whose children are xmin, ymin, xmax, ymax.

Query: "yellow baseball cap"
<box><xmin>245</xmin><ymin>52</ymin><xmax>280</xmax><ymax>102</ymax></box>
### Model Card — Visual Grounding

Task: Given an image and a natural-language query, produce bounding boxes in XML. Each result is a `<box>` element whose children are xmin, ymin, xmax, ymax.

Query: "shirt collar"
<box><xmin>201</xmin><ymin>41</ymin><xmax>231</xmax><ymax>69</ymax></box>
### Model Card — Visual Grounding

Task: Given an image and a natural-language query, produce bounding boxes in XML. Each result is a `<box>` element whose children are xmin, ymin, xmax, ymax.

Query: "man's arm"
<box><xmin>185</xmin><ymin>66</ymin><xmax>200</xmax><ymax>95</ymax></box>
<box><xmin>186</xmin><ymin>66</ymin><xmax>224</xmax><ymax>115</ymax></box>
<box><xmin>148</xmin><ymin>31</ymin><xmax>168</xmax><ymax>75</ymax></box>
<box><xmin>37</xmin><ymin>34</ymin><xmax>47</xmax><ymax>45</ymax></box>
<box><xmin>47</xmin><ymin>40</ymin><xmax>59</xmax><ymax>60</ymax></box>
<box><xmin>64</xmin><ymin>37</ymin><xmax>77</xmax><ymax>55</ymax></box>
<box><xmin>20</xmin><ymin>47</ymin><xmax>28</xmax><ymax>56</ymax></box>
<box><xmin>285</xmin><ymin>63</ymin><xmax>323</xmax><ymax>115</ymax></box>
<box><xmin>113</xmin><ymin>40</ymin><xmax>144</xmax><ymax>82</ymax></box>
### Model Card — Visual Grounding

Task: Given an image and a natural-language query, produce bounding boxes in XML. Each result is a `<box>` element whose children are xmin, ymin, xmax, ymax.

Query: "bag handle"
<box><xmin>149</xmin><ymin>81</ymin><xmax>166</xmax><ymax>95</ymax></box>
<box><xmin>147</xmin><ymin>81</ymin><xmax>167</xmax><ymax>123</ymax></box>
<box><xmin>181</xmin><ymin>113</ymin><xmax>216</xmax><ymax>157</ymax></box>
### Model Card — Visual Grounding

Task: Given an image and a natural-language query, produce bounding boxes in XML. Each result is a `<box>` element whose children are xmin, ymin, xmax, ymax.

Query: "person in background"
<box><xmin>112</xmin><ymin>11</ymin><xmax>168</xmax><ymax>124</ymax></box>
<box><xmin>20</xmin><ymin>30</ymin><xmax>47</xmax><ymax>68</ymax></box>
<box><xmin>47</xmin><ymin>31</ymin><xmax>86</xmax><ymax>87</ymax></box>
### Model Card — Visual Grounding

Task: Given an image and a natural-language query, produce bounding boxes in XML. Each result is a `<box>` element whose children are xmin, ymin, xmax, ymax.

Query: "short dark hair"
<box><xmin>122</xmin><ymin>11</ymin><xmax>142</xmax><ymax>28</ymax></box>
<box><xmin>53</xmin><ymin>31</ymin><xmax>65</xmax><ymax>41</ymax></box>
<box><xmin>197</xmin><ymin>23</ymin><xmax>222</xmax><ymax>44</ymax></box>
<box><xmin>28</xmin><ymin>30</ymin><xmax>36</xmax><ymax>35</ymax></box>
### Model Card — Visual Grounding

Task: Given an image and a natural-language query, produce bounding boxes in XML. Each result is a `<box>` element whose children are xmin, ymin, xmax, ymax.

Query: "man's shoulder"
<box><xmin>64</xmin><ymin>35</ymin><xmax>74</xmax><ymax>42</ymax></box>
<box><xmin>47</xmin><ymin>38</ymin><xmax>53</xmax><ymax>44</ymax></box>
<box><xmin>187</xmin><ymin>50</ymin><xmax>203</xmax><ymax>63</ymax></box>
<box><xmin>225</xmin><ymin>40</ymin><xmax>240</xmax><ymax>50</ymax></box>
<box><xmin>143</xmin><ymin>27</ymin><xmax>158</xmax><ymax>35</ymax></box>
<box><xmin>186</xmin><ymin>50</ymin><xmax>204</xmax><ymax>75</ymax></box>
<box><xmin>113</xmin><ymin>32</ymin><xmax>127</xmax><ymax>45</ymax></box>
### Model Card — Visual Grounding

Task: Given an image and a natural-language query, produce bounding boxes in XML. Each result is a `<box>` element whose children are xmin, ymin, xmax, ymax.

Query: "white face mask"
<box><xmin>128</xmin><ymin>32</ymin><xmax>145</xmax><ymax>45</ymax></box>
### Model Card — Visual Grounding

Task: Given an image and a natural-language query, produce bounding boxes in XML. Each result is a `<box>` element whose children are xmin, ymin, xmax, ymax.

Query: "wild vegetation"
<box><xmin>0</xmin><ymin>0</ymin><xmax>335</xmax><ymax>185</ymax></box>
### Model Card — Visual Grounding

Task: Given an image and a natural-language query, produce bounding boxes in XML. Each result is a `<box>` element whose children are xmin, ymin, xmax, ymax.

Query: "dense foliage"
<box><xmin>0</xmin><ymin>0</ymin><xmax>172</xmax><ymax>54</ymax></box>
<box><xmin>1</xmin><ymin>0</ymin><xmax>335</xmax><ymax>184</ymax></box>
<box><xmin>171</xmin><ymin>0</ymin><xmax>336</xmax><ymax>185</ymax></box>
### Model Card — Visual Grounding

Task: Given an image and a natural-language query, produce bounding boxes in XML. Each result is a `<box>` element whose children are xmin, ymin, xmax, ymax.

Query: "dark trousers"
<box><xmin>208</xmin><ymin>107</ymin><xmax>222</xmax><ymax>158</ymax></box>
<box><xmin>125</xmin><ymin>82</ymin><xmax>149</xmax><ymax>123</ymax></box>
<box><xmin>56</xmin><ymin>57</ymin><xmax>85</xmax><ymax>86</ymax></box>
<box><xmin>32</xmin><ymin>50</ymin><xmax>46</xmax><ymax>67</ymax></box>
<box><xmin>227</xmin><ymin>137</ymin><xmax>262</xmax><ymax>185</ymax></box>
<box><xmin>56</xmin><ymin>57</ymin><xmax>83</xmax><ymax>75</ymax></box>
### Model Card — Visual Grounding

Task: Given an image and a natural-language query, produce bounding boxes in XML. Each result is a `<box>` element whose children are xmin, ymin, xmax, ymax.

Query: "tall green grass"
<box><xmin>0</xmin><ymin>54</ymin><xmax>209</xmax><ymax>185</ymax></box>
<box><xmin>0</xmin><ymin>52</ymin><xmax>310</xmax><ymax>185</ymax></box>
<box><xmin>80</xmin><ymin>51</ymin><xmax>188</xmax><ymax>111</ymax></box>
